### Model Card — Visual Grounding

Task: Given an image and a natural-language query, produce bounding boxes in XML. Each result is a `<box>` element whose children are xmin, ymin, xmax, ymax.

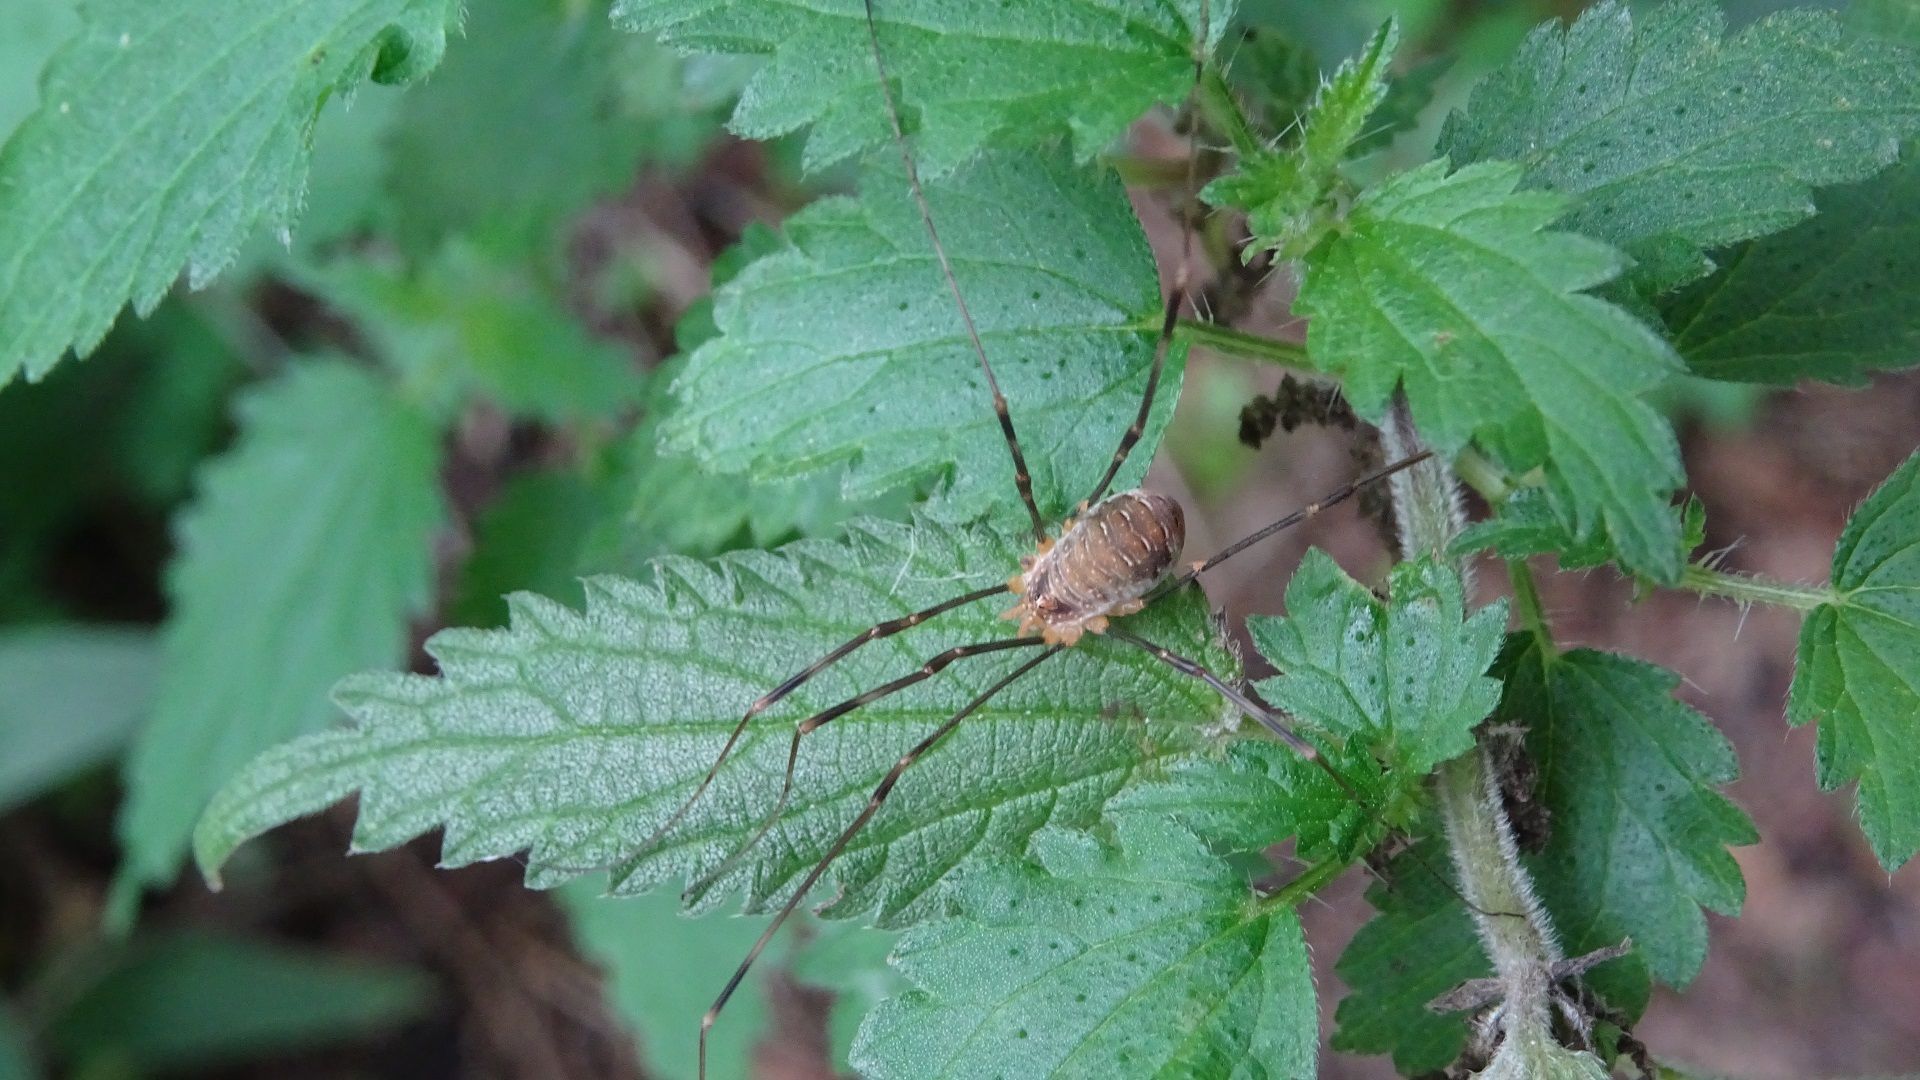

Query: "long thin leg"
<box><xmin>685</xmin><ymin>635</ymin><xmax>1044</xmax><ymax>898</ymax></box>
<box><xmin>863</xmin><ymin>0</ymin><xmax>1046</xmax><ymax>543</ymax></box>
<box><xmin>1084</xmin><ymin>0</ymin><xmax>1211</xmax><ymax>508</ymax></box>
<box><xmin>1159</xmin><ymin>449</ymin><xmax>1435</xmax><ymax>595</ymax></box>
<box><xmin>598</xmin><ymin>584</ymin><xmax>1010</xmax><ymax>873</ymax></box>
<box><xmin>1107</xmin><ymin>628</ymin><xmax>1358</xmax><ymax>801</ymax></box>
<box><xmin>698</xmin><ymin>646</ymin><xmax>1065</xmax><ymax>1080</ymax></box>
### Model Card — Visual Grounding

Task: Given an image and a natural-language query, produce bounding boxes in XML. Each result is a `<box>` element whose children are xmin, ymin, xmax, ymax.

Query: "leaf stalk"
<box><xmin>1678</xmin><ymin>564</ymin><xmax>1829</xmax><ymax>611</ymax></box>
<box><xmin>1173</xmin><ymin>318</ymin><xmax>1307</xmax><ymax>366</ymax></box>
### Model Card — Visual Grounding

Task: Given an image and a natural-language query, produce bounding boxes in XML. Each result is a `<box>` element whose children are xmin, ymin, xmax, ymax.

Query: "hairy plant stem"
<box><xmin>1680</xmin><ymin>564</ymin><xmax>1830</xmax><ymax>611</ymax></box>
<box><xmin>1507</xmin><ymin>557</ymin><xmax>1555</xmax><ymax>649</ymax></box>
<box><xmin>1173</xmin><ymin>318</ymin><xmax>1307</xmax><ymax>366</ymax></box>
<box><xmin>1379</xmin><ymin>399</ymin><xmax>1566</xmax><ymax>1055</ymax></box>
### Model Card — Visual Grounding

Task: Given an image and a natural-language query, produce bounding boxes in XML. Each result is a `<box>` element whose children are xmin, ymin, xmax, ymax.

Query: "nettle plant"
<box><xmin>8</xmin><ymin>0</ymin><xmax>1917</xmax><ymax>1076</ymax></box>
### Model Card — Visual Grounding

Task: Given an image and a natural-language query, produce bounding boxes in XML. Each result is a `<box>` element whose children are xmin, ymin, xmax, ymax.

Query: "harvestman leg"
<box><xmin>1081</xmin><ymin>0</ymin><xmax>1211</xmax><ymax>509</ymax></box>
<box><xmin>698</xmin><ymin>646</ymin><xmax>1064</xmax><ymax>1079</ymax></box>
<box><xmin>685</xmin><ymin>635</ymin><xmax>1044</xmax><ymax>898</ymax></box>
<box><xmin>607</xmin><ymin>584</ymin><xmax>1011</xmax><ymax>869</ymax></box>
<box><xmin>864</xmin><ymin>0</ymin><xmax>1047</xmax><ymax>544</ymax></box>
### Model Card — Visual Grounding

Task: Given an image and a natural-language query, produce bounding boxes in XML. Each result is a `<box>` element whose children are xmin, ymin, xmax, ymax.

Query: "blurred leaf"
<box><xmin>452</xmin><ymin>470</ymin><xmax>611</xmax><ymax>628</ymax></box>
<box><xmin>0</xmin><ymin>1005</ymin><xmax>37</xmax><ymax>1080</ymax></box>
<box><xmin>1439</xmin><ymin>0</ymin><xmax>1920</xmax><ymax>295</ymax></box>
<box><xmin>560</xmin><ymin>882</ymin><xmax>771</xmax><ymax>1080</ymax></box>
<box><xmin>119</xmin><ymin>359</ymin><xmax>445</xmax><ymax>894</ymax></box>
<box><xmin>1207</xmin><ymin>20</ymin><xmax>1399</xmax><ymax>261</ymax></box>
<box><xmin>0</xmin><ymin>0</ymin><xmax>461</xmax><ymax>385</ymax></box>
<box><xmin>44</xmin><ymin>931</ymin><xmax>431</xmax><ymax>1071</ymax></box>
<box><xmin>664</xmin><ymin>147</ymin><xmax>1181</xmax><ymax>524</ymax></box>
<box><xmin>1790</xmin><ymin>448</ymin><xmax>1920</xmax><ymax>869</ymax></box>
<box><xmin>386</xmin><ymin>0</ymin><xmax>659</xmax><ymax>255</ymax></box>
<box><xmin>195</xmin><ymin>517</ymin><xmax>1233</xmax><ymax>932</ymax></box>
<box><xmin>1350</xmin><ymin>52</ymin><xmax>1449</xmax><ymax>156</ymax></box>
<box><xmin>108</xmin><ymin>302</ymin><xmax>248</xmax><ymax>504</ymax></box>
<box><xmin>0</xmin><ymin>0</ymin><xmax>75</xmax><ymax>143</ymax></box>
<box><xmin>0</xmin><ymin>626</ymin><xmax>157</xmax><ymax>813</ymax></box>
<box><xmin>791</xmin><ymin>920</ymin><xmax>904</xmax><ymax>1072</ymax></box>
<box><xmin>1331</xmin><ymin>839</ymin><xmax>1488</xmax><ymax>1074</ymax></box>
<box><xmin>1297</xmin><ymin>159</ymin><xmax>1686</xmax><ymax>582</ymax></box>
<box><xmin>1849</xmin><ymin>0</ymin><xmax>1920</xmax><ymax>46</ymax></box>
<box><xmin>1663</xmin><ymin>154</ymin><xmax>1920</xmax><ymax>386</ymax></box>
<box><xmin>854</xmin><ymin>817</ymin><xmax>1316</xmax><ymax>1079</ymax></box>
<box><xmin>299</xmin><ymin>242</ymin><xmax>640</xmax><ymax>422</ymax></box>
<box><xmin>620</xmin><ymin>0</ymin><xmax>1233</xmax><ymax>174</ymax></box>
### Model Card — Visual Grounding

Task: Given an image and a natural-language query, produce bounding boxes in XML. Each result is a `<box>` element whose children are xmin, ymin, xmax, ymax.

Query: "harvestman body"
<box><xmin>650</xmin><ymin>2</ymin><xmax>1436</xmax><ymax>1075</ymax></box>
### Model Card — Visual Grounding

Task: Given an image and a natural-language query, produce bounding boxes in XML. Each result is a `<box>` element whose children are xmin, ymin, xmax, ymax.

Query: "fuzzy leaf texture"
<box><xmin>1439</xmin><ymin>0</ymin><xmax>1920</xmax><ymax>294</ymax></box>
<box><xmin>1112</xmin><ymin>556</ymin><xmax>1506</xmax><ymax>862</ymax></box>
<box><xmin>1663</xmin><ymin>153</ymin><xmax>1920</xmax><ymax>386</ymax></box>
<box><xmin>0</xmin><ymin>0</ymin><xmax>460</xmax><ymax>385</ymax></box>
<box><xmin>1498</xmin><ymin>640</ymin><xmax>1754</xmax><ymax>994</ymax></box>
<box><xmin>1297</xmin><ymin>160</ymin><xmax>1687</xmax><ymax>582</ymax></box>
<box><xmin>1335</xmin><ymin>643</ymin><xmax>1755</xmax><ymax>1070</ymax></box>
<box><xmin>854</xmin><ymin>817</ymin><xmax>1315</xmax><ymax>1080</ymax></box>
<box><xmin>664</xmin><ymin>148</ymin><xmax>1180</xmax><ymax>524</ymax></box>
<box><xmin>384</xmin><ymin>0</ymin><xmax>662</xmax><ymax>255</ymax></box>
<box><xmin>1790</xmin><ymin>448</ymin><xmax>1920</xmax><ymax>869</ymax></box>
<box><xmin>121</xmin><ymin>360</ymin><xmax>444</xmax><ymax>892</ymax></box>
<box><xmin>1331</xmin><ymin>841</ymin><xmax>1488</xmax><ymax>1074</ymax></box>
<box><xmin>1206</xmin><ymin>20</ymin><xmax>1398</xmax><ymax>262</ymax></box>
<box><xmin>194</xmin><ymin>519</ymin><xmax>1235</xmax><ymax>930</ymax></box>
<box><xmin>618</xmin><ymin>0</ymin><xmax>1233</xmax><ymax>174</ymax></box>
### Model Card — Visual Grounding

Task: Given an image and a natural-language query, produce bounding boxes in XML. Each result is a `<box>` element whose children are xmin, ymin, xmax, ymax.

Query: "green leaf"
<box><xmin>0</xmin><ymin>1004</ymin><xmax>35</xmax><ymax>1080</ymax></box>
<box><xmin>1336</xmin><ymin>642</ymin><xmax>1754</xmax><ymax>1069</ymax></box>
<box><xmin>1851</xmin><ymin>0</ymin><xmax>1920</xmax><ymax>47</ymax></box>
<box><xmin>385</xmin><ymin>0</ymin><xmax>660</xmax><ymax>255</ymax></box>
<box><xmin>1252</xmin><ymin>553</ymin><xmax>1507</xmax><ymax>779</ymax></box>
<box><xmin>1452</xmin><ymin>491</ymin><xmax>1705</xmax><ymax>580</ymax></box>
<box><xmin>1663</xmin><ymin>153</ymin><xmax>1920</xmax><ymax>386</ymax></box>
<box><xmin>0</xmin><ymin>0</ymin><xmax>461</xmax><ymax>385</ymax></box>
<box><xmin>0</xmin><ymin>0</ymin><xmax>75</xmax><ymax>144</ymax></box>
<box><xmin>120</xmin><ymin>359</ymin><xmax>444</xmax><ymax>893</ymax></box>
<box><xmin>1297</xmin><ymin>159</ymin><xmax>1687</xmax><ymax>582</ymax></box>
<box><xmin>1479</xmin><ymin>1029</ymin><xmax>1609</xmax><ymax>1080</ymax></box>
<box><xmin>1496</xmin><ymin>639</ymin><xmax>1754</xmax><ymax>994</ymax></box>
<box><xmin>618</xmin><ymin>0</ymin><xmax>1232</xmax><ymax>174</ymax></box>
<box><xmin>1790</xmin><ymin>448</ymin><xmax>1920</xmax><ymax>869</ymax></box>
<box><xmin>663</xmin><ymin>147</ymin><xmax>1180</xmax><ymax>524</ymax></box>
<box><xmin>0</xmin><ymin>626</ymin><xmax>157</xmax><ymax>813</ymax></box>
<box><xmin>44</xmin><ymin>930</ymin><xmax>431</xmax><ymax>1070</ymax></box>
<box><xmin>298</xmin><ymin>242</ymin><xmax>640</xmax><ymax>422</ymax></box>
<box><xmin>1331</xmin><ymin>840</ymin><xmax>1488</xmax><ymax>1075</ymax></box>
<box><xmin>853</xmin><ymin>817</ymin><xmax>1316</xmax><ymax>1079</ymax></box>
<box><xmin>195</xmin><ymin>516</ymin><xmax>1235</xmax><ymax>931</ymax></box>
<box><xmin>560</xmin><ymin>882</ymin><xmax>772</xmax><ymax>1080</ymax></box>
<box><xmin>791</xmin><ymin>920</ymin><xmax>905</xmax><ymax>1072</ymax></box>
<box><xmin>451</xmin><ymin>469</ymin><xmax>612</xmax><ymax>628</ymax></box>
<box><xmin>1205</xmin><ymin>19</ymin><xmax>1398</xmax><ymax>261</ymax></box>
<box><xmin>1439</xmin><ymin>0</ymin><xmax>1920</xmax><ymax>294</ymax></box>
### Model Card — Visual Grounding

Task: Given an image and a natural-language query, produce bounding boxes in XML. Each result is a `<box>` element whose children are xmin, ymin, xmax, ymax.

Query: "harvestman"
<box><xmin>636</xmin><ymin>3</ymin><xmax>1433</xmax><ymax>1074</ymax></box>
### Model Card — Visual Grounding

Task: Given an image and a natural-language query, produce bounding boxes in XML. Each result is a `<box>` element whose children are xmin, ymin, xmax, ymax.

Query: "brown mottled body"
<box><xmin>1004</xmin><ymin>490</ymin><xmax>1186</xmax><ymax>645</ymax></box>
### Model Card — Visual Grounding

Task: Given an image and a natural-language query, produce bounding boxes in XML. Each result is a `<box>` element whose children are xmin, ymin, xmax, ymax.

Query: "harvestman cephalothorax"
<box><xmin>632</xmin><ymin>3</ymin><xmax>1437</xmax><ymax>1074</ymax></box>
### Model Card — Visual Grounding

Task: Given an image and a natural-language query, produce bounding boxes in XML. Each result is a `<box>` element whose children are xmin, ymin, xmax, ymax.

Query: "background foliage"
<box><xmin>1</xmin><ymin>0</ymin><xmax>1917</xmax><ymax>1078</ymax></box>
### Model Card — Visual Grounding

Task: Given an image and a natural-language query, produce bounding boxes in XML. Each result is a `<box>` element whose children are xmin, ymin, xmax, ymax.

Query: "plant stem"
<box><xmin>1507</xmin><ymin>557</ymin><xmax>1555</xmax><ymax>651</ymax></box>
<box><xmin>1679</xmin><ymin>564</ymin><xmax>1830</xmax><ymax>611</ymax></box>
<box><xmin>1174</xmin><ymin>318</ymin><xmax>1307</xmax><ymax>367</ymax></box>
<box><xmin>1452</xmin><ymin>445</ymin><xmax>1513</xmax><ymax>504</ymax></box>
<box><xmin>1378</xmin><ymin>398</ymin><xmax>1567</xmax><ymax>1057</ymax></box>
<box><xmin>1198</xmin><ymin>68</ymin><xmax>1262</xmax><ymax>158</ymax></box>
